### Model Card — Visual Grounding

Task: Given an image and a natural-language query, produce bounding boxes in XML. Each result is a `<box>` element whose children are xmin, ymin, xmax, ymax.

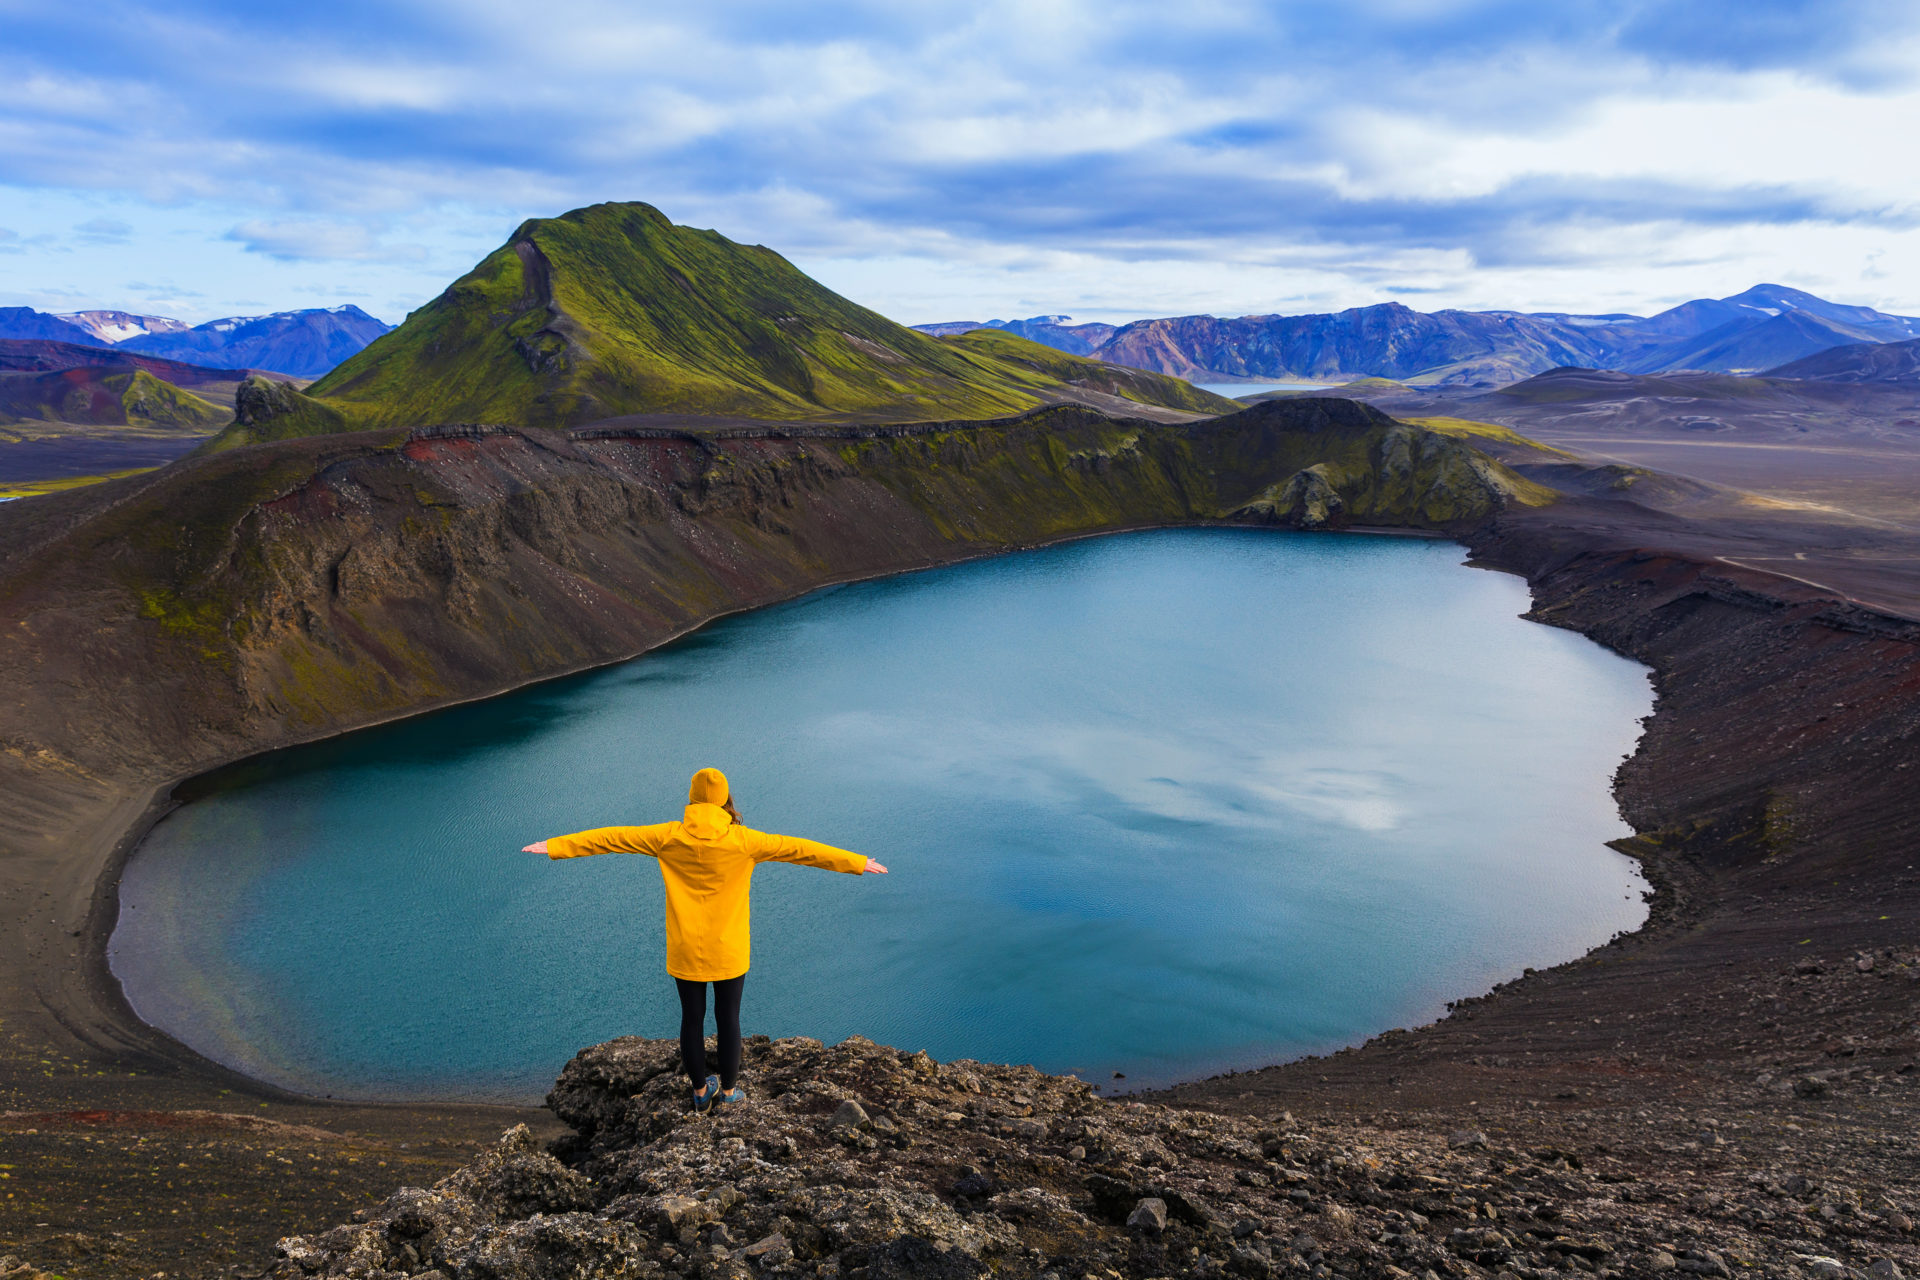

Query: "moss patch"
<box><xmin>1395</xmin><ymin>415</ymin><xmax>1576</xmax><ymax>459</ymax></box>
<box><xmin>0</xmin><ymin>467</ymin><xmax>159</xmax><ymax>500</ymax></box>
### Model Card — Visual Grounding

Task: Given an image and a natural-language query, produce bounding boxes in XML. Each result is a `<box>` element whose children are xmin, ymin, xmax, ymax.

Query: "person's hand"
<box><xmin>863</xmin><ymin>860</ymin><xmax>888</xmax><ymax>874</ymax></box>
<box><xmin>522</xmin><ymin>841</ymin><xmax>550</xmax><ymax>855</ymax></box>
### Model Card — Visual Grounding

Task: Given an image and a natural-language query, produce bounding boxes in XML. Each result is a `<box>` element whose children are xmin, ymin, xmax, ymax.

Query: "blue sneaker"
<box><xmin>692</xmin><ymin>1074</ymin><xmax>721</xmax><ymax>1115</ymax></box>
<box><xmin>712</xmin><ymin>1084</ymin><xmax>748</xmax><ymax>1112</ymax></box>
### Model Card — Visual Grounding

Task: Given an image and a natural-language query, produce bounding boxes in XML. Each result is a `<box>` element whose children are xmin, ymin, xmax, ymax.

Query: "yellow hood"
<box><xmin>682</xmin><ymin>768</ymin><xmax>733</xmax><ymax>839</ymax></box>
<box><xmin>681</xmin><ymin>802</ymin><xmax>733</xmax><ymax>841</ymax></box>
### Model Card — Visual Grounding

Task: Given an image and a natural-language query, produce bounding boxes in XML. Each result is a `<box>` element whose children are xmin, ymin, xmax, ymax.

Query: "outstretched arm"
<box><xmin>746</xmin><ymin>829</ymin><xmax>885</xmax><ymax>874</ymax></box>
<box><xmin>524</xmin><ymin>825</ymin><xmax>673</xmax><ymax>860</ymax></box>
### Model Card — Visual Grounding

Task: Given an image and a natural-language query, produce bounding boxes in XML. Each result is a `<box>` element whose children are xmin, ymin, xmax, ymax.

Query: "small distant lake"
<box><xmin>111</xmin><ymin>529</ymin><xmax>1652</xmax><ymax>1103</ymax></box>
<box><xmin>1196</xmin><ymin>381</ymin><xmax>1330</xmax><ymax>398</ymax></box>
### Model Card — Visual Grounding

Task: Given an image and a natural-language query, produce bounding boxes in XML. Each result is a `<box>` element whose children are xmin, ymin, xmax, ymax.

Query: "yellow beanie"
<box><xmin>687</xmin><ymin>767</ymin><xmax>730</xmax><ymax>806</ymax></box>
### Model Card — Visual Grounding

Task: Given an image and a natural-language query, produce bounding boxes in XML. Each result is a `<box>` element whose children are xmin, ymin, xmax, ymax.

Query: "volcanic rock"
<box><xmin>269</xmin><ymin>1032</ymin><xmax>1920</xmax><ymax>1280</ymax></box>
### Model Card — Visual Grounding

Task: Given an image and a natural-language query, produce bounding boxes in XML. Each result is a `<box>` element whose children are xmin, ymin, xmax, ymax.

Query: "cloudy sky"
<box><xmin>2</xmin><ymin>0</ymin><xmax>1917</xmax><ymax>327</ymax></box>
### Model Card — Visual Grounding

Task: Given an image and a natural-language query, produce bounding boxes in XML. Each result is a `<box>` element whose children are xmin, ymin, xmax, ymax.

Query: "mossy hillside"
<box><xmin>0</xmin><ymin>366</ymin><xmax>225</xmax><ymax>430</ymax></box>
<box><xmin>1194</xmin><ymin>398</ymin><xmax>1555</xmax><ymax>526</ymax></box>
<box><xmin>942</xmin><ymin>329</ymin><xmax>1241</xmax><ymax>415</ymax></box>
<box><xmin>308</xmin><ymin>203</ymin><xmax>1083</xmax><ymax>428</ymax></box>
<box><xmin>304</xmin><ymin>234</ymin><xmax>576</xmax><ymax>427</ymax></box>
<box><xmin>829</xmin><ymin>407</ymin><xmax>1213</xmax><ymax>544</ymax></box>
<box><xmin>111</xmin><ymin>370</ymin><xmax>228</xmax><ymax>430</ymax></box>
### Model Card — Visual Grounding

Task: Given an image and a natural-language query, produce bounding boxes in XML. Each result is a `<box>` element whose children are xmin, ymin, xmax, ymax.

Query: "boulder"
<box><xmin>1127</xmin><ymin>1198</ymin><xmax>1169</xmax><ymax>1234</ymax></box>
<box><xmin>832</xmin><ymin>1098</ymin><xmax>873</xmax><ymax>1130</ymax></box>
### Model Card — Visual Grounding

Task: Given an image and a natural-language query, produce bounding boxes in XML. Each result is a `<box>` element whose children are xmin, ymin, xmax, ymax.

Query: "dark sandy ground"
<box><xmin>0</xmin><ymin>436</ymin><xmax>208</xmax><ymax>486</ymax></box>
<box><xmin>6</xmin><ymin>387</ymin><xmax>1920</xmax><ymax>1277</ymax></box>
<box><xmin>1365</xmin><ymin>373</ymin><xmax>1920</xmax><ymax>529</ymax></box>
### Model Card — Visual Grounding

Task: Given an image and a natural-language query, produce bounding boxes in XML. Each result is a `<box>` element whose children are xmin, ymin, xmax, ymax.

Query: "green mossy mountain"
<box><xmin>300</xmin><ymin>202</ymin><xmax>1230</xmax><ymax>430</ymax></box>
<box><xmin>113</xmin><ymin>369</ymin><xmax>229</xmax><ymax>430</ymax></box>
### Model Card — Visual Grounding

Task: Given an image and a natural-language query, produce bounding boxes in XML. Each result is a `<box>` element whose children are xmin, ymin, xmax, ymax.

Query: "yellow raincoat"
<box><xmin>546</xmin><ymin>768</ymin><xmax>868</xmax><ymax>981</ymax></box>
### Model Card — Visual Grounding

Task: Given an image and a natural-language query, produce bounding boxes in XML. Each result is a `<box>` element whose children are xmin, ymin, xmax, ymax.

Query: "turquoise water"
<box><xmin>110</xmin><ymin>529</ymin><xmax>1652</xmax><ymax>1103</ymax></box>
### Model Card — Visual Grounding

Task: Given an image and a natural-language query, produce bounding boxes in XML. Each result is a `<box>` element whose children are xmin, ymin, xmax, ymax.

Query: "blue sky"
<box><xmin>1</xmin><ymin>0</ymin><xmax>1917</xmax><ymax>326</ymax></box>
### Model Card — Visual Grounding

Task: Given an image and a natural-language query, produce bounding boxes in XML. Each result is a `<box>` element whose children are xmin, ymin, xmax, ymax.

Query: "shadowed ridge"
<box><xmin>1767</xmin><ymin>334</ymin><xmax>1920</xmax><ymax>383</ymax></box>
<box><xmin>0</xmin><ymin>398</ymin><xmax>1531</xmax><ymax>784</ymax></box>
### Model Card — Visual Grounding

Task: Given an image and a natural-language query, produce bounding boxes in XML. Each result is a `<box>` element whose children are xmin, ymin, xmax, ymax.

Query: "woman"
<box><xmin>523</xmin><ymin>767</ymin><xmax>886</xmax><ymax>1113</ymax></box>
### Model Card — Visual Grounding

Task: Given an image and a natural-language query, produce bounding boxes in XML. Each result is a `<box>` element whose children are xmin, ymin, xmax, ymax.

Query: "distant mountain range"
<box><xmin>11</xmin><ymin>223</ymin><xmax>1916</xmax><ymax>446</ymax></box>
<box><xmin>0</xmin><ymin>305</ymin><xmax>391</xmax><ymax>378</ymax></box>
<box><xmin>917</xmin><ymin>285</ymin><xmax>1920</xmax><ymax>386</ymax></box>
<box><xmin>55</xmin><ymin>310</ymin><xmax>192</xmax><ymax>344</ymax></box>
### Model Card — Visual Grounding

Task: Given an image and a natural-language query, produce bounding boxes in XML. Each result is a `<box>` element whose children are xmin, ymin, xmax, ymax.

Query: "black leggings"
<box><xmin>675</xmin><ymin>975</ymin><xmax>745</xmax><ymax>1088</ymax></box>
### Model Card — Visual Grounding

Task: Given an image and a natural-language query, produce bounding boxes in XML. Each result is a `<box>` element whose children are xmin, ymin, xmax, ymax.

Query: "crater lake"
<box><xmin>111</xmin><ymin>528</ymin><xmax>1653</xmax><ymax>1102</ymax></box>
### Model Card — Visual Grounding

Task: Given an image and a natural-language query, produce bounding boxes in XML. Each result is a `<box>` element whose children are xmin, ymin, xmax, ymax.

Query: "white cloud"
<box><xmin>1325</xmin><ymin>69</ymin><xmax>1920</xmax><ymax>210</ymax></box>
<box><xmin>226</xmin><ymin>219</ymin><xmax>430</xmax><ymax>263</ymax></box>
<box><xmin>283</xmin><ymin>61</ymin><xmax>469</xmax><ymax>112</ymax></box>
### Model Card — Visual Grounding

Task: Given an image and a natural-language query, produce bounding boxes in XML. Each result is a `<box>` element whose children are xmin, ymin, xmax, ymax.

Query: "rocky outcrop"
<box><xmin>271</xmin><ymin>1034</ymin><xmax>1919</xmax><ymax>1280</ymax></box>
<box><xmin>1227</xmin><ymin>422</ymin><xmax>1550</xmax><ymax>529</ymax></box>
<box><xmin>1235</xmin><ymin>464</ymin><xmax>1347</xmax><ymax>529</ymax></box>
<box><xmin>211</xmin><ymin>374</ymin><xmax>357</xmax><ymax>449</ymax></box>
